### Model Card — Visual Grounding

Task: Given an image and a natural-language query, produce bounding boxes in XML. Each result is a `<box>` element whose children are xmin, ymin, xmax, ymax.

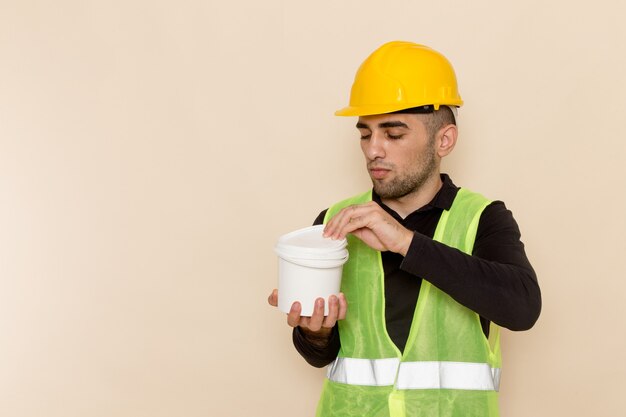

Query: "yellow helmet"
<box><xmin>335</xmin><ymin>41</ymin><xmax>463</xmax><ymax>116</ymax></box>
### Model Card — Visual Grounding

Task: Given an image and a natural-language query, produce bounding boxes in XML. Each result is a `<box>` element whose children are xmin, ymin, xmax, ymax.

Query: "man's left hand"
<box><xmin>323</xmin><ymin>201</ymin><xmax>414</xmax><ymax>256</ymax></box>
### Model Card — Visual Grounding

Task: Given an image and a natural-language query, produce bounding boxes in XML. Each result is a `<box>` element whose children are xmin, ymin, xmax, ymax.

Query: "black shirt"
<box><xmin>293</xmin><ymin>174</ymin><xmax>541</xmax><ymax>368</ymax></box>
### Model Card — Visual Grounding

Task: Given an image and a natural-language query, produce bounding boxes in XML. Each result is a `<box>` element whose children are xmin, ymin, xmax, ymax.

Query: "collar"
<box><xmin>372</xmin><ymin>173</ymin><xmax>460</xmax><ymax>216</ymax></box>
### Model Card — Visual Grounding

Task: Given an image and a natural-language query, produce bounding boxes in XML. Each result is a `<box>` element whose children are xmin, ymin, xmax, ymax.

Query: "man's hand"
<box><xmin>267</xmin><ymin>289</ymin><xmax>347</xmax><ymax>336</ymax></box>
<box><xmin>323</xmin><ymin>201</ymin><xmax>414</xmax><ymax>255</ymax></box>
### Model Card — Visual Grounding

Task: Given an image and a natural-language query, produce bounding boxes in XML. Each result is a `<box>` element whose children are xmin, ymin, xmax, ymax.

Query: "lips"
<box><xmin>369</xmin><ymin>167</ymin><xmax>390</xmax><ymax>180</ymax></box>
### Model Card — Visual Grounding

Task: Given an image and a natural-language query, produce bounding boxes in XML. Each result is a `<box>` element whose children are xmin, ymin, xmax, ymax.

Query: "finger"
<box><xmin>337</xmin><ymin>293</ymin><xmax>348</xmax><ymax>320</ymax></box>
<box><xmin>350</xmin><ymin>226</ymin><xmax>382</xmax><ymax>245</ymax></box>
<box><xmin>335</xmin><ymin>203</ymin><xmax>384</xmax><ymax>240</ymax></box>
<box><xmin>286</xmin><ymin>301</ymin><xmax>302</xmax><ymax>327</ymax></box>
<box><xmin>323</xmin><ymin>206</ymin><xmax>347</xmax><ymax>238</ymax></box>
<box><xmin>350</xmin><ymin>210</ymin><xmax>412</xmax><ymax>254</ymax></box>
<box><xmin>322</xmin><ymin>294</ymin><xmax>339</xmax><ymax>328</ymax></box>
<box><xmin>324</xmin><ymin>204</ymin><xmax>364</xmax><ymax>238</ymax></box>
<box><xmin>267</xmin><ymin>289</ymin><xmax>278</xmax><ymax>307</ymax></box>
<box><xmin>335</xmin><ymin>208</ymin><xmax>379</xmax><ymax>240</ymax></box>
<box><xmin>307</xmin><ymin>298</ymin><xmax>325</xmax><ymax>331</ymax></box>
<box><xmin>325</xmin><ymin>205</ymin><xmax>364</xmax><ymax>239</ymax></box>
<box><xmin>298</xmin><ymin>316</ymin><xmax>310</xmax><ymax>330</ymax></box>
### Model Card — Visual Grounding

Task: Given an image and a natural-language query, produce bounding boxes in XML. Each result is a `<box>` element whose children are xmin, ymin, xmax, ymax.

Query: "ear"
<box><xmin>436</xmin><ymin>124</ymin><xmax>458</xmax><ymax>158</ymax></box>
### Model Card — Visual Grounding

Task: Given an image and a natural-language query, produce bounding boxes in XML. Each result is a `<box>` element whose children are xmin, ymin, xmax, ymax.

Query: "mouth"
<box><xmin>369</xmin><ymin>166</ymin><xmax>391</xmax><ymax>180</ymax></box>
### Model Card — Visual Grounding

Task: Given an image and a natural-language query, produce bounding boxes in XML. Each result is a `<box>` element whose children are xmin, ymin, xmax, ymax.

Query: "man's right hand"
<box><xmin>267</xmin><ymin>289</ymin><xmax>347</xmax><ymax>336</ymax></box>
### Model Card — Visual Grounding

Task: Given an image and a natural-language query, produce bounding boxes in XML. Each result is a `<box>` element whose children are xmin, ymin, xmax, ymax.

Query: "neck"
<box><xmin>381</xmin><ymin>172</ymin><xmax>443</xmax><ymax>218</ymax></box>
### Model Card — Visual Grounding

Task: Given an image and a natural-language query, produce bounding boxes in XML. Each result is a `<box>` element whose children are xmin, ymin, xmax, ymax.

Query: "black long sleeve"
<box><xmin>292</xmin><ymin>326</ymin><xmax>341</xmax><ymax>368</ymax></box>
<box><xmin>292</xmin><ymin>175</ymin><xmax>541</xmax><ymax>368</ymax></box>
<box><xmin>401</xmin><ymin>203</ymin><xmax>541</xmax><ymax>331</ymax></box>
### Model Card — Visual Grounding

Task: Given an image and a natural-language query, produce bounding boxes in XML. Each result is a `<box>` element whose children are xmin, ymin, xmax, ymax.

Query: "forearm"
<box><xmin>400</xmin><ymin>203</ymin><xmax>541</xmax><ymax>330</ymax></box>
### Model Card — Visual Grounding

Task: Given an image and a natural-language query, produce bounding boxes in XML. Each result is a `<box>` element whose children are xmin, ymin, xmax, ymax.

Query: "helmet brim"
<box><xmin>335</xmin><ymin>101</ymin><xmax>463</xmax><ymax>117</ymax></box>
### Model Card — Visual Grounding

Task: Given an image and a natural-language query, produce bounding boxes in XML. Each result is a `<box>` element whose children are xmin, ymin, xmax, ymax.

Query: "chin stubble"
<box><xmin>372</xmin><ymin>142</ymin><xmax>437</xmax><ymax>199</ymax></box>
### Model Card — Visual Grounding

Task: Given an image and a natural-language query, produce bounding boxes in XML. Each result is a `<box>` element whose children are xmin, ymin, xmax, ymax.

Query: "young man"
<box><xmin>269</xmin><ymin>41</ymin><xmax>541</xmax><ymax>417</ymax></box>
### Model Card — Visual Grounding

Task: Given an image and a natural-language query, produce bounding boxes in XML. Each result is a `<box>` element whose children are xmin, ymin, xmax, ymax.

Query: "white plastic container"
<box><xmin>275</xmin><ymin>225</ymin><xmax>348</xmax><ymax>316</ymax></box>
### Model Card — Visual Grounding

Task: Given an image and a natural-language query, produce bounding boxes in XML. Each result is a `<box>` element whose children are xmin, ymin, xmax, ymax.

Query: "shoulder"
<box><xmin>452</xmin><ymin>187</ymin><xmax>523</xmax><ymax>240</ymax></box>
<box><xmin>477</xmin><ymin>200</ymin><xmax>523</xmax><ymax>240</ymax></box>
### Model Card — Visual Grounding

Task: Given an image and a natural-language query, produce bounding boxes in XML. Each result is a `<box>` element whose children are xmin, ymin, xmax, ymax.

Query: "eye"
<box><xmin>386</xmin><ymin>132</ymin><xmax>404</xmax><ymax>140</ymax></box>
<box><xmin>358</xmin><ymin>130</ymin><xmax>371</xmax><ymax>140</ymax></box>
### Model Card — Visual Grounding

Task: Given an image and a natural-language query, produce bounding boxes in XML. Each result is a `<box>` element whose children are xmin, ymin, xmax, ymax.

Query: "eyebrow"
<box><xmin>356</xmin><ymin>121</ymin><xmax>409</xmax><ymax>129</ymax></box>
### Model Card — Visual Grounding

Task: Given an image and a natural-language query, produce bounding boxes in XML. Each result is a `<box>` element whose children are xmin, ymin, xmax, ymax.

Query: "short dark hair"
<box><xmin>392</xmin><ymin>105</ymin><xmax>456</xmax><ymax>138</ymax></box>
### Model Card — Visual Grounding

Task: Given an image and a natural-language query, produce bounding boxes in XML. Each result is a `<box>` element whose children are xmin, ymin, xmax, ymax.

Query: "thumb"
<box><xmin>268</xmin><ymin>289</ymin><xmax>278</xmax><ymax>307</ymax></box>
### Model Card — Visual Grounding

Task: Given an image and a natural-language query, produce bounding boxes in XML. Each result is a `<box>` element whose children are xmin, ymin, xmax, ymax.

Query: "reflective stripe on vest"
<box><xmin>396</xmin><ymin>361</ymin><xmax>501</xmax><ymax>391</ymax></box>
<box><xmin>326</xmin><ymin>357</ymin><xmax>400</xmax><ymax>386</ymax></box>
<box><xmin>327</xmin><ymin>357</ymin><xmax>501</xmax><ymax>391</ymax></box>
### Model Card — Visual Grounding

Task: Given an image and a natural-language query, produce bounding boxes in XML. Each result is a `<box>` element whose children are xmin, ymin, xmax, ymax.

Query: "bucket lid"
<box><xmin>275</xmin><ymin>225</ymin><xmax>347</xmax><ymax>259</ymax></box>
<box><xmin>277</xmin><ymin>225</ymin><xmax>346</xmax><ymax>250</ymax></box>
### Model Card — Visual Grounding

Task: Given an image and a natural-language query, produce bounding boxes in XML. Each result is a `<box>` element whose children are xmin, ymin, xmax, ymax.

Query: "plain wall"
<box><xmin>1</xmin><ymin>1</ymin><xmax>625</xmax><ymax>416</ymax></box>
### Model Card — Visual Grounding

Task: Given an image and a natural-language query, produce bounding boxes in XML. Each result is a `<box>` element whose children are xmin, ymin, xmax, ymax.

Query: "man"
<box><xmin>268</xmin><ymin>41</ymin><xmax>541</xmax><ymax>417</ymax></box>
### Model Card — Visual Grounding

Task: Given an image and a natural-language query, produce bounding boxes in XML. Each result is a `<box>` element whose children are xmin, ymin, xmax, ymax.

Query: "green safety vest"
<box><xmin>317</xmin><ymin>188</ymin><xmax>501</xmax><ymax>417</ymax></box>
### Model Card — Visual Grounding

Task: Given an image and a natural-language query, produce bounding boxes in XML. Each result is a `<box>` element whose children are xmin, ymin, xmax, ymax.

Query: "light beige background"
<box><xmin>1</xmin><ymin>1</ymin><xmax>624</xmax><ymax>416</ymax></box>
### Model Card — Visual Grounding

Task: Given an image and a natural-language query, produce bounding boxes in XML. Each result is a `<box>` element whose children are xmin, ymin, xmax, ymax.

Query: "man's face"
<box><xmin>356</xmin><ymin>113</ymin><xmax>438</xmax><ymax>200</ymax></box>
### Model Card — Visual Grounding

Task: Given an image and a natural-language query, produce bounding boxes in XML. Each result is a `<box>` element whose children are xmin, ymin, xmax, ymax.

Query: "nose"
<box><xmin>363</xmin><ymin>131</ymin><xmax>386</xmax><ymax>160</ymax></box>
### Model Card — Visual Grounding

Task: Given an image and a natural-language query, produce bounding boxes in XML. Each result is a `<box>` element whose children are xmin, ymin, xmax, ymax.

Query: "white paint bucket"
<box><xmin>275</xmin><ymin>225</ymin><xmax>348</xmax><ymax>316</ymax></box>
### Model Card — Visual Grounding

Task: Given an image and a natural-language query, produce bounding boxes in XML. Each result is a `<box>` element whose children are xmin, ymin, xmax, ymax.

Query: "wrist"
<box><xmin>399</xmin><ymin>230</ymin><xmax>415</xmax><ymax>257</ymax></box>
